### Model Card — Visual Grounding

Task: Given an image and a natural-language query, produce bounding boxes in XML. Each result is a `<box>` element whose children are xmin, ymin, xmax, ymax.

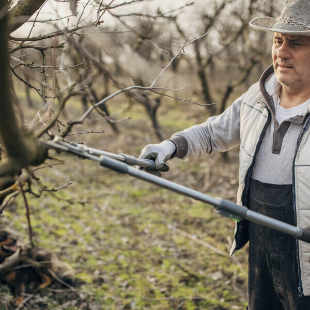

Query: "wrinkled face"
<box><xmin>272</xmin><ymin>33</ymin><xmax>310</xmax><ymax>91</ymax></box>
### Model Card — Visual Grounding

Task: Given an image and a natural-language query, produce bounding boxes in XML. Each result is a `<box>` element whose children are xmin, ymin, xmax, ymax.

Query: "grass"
<box><xmin>0</xmin><ymin>89</ymin><xmax>248</xmax><ymax>310</ymax></box>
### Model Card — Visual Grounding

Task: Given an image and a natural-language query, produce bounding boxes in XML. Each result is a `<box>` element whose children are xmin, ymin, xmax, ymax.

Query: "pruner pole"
<box><xmin>41</xmin><ymin>138</ymin><xmax>310</xmax><ymax>244</ymax></box>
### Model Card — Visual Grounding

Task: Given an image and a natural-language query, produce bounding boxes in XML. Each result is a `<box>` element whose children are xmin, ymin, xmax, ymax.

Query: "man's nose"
<box><xmin>276</xmin><ymin>42</ymin><xmax>291</xmax><ymax>59</ymax></box>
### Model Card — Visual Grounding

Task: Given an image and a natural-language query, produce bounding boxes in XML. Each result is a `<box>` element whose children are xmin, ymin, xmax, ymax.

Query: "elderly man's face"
<box><xmin>272</xmin><ymin>33</ymin><xmax>310</xmax><ymax>90</ymax></box>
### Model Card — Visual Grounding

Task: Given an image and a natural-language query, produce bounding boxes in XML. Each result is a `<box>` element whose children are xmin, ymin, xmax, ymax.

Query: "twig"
<box><xmin>149</xmin><ymin>89</ymin><xmax>216</xmax><ymax>107</ymax></box>
<box><xmin>9</xmin><ymin>24</ymin><xmax>95</xmax><ymax>42</ymax></box>
<box><xmin>9</xmin><ymin>65</ymin><xmax>47</xmax><ymax>102</ymax></box>
<box><xmin>27</xmin><ymin>15</ymin><xmax>73</xmax><ymax>23</ymax></box>
<box><xmin>95</xmin><ymin>0</ymin><xmax>115</xmax><ymax>25</ymax></box>
<box><xmin>58</xmin><ymin>38</ymin><xmax>72</xmax><ymax>86</ymax></box>
<box><xmin>0</xmin><ymin>191</ymin><xmax>20</xmax><ymax>214</ymax></box>
<box><xmin>96</xmin><ymin>0</ymin><xmax>105</xmax><ymax>22</ymax></box>
<box><xmin>44</xmin><ymin>190</ymin><xmax>86</xmax><ymax>206</ymax></box>
<box><xmin>174</xmin><ymin>228</ymin><xmax>228</xmax><ymax>257</ymax></box>
<box><xmin>31</xmin><ymin>162</ymin><xmax>64</xmax><ymax>172</ymax></box>
<box><xmin>67</xmin><ymin>130</ymin><xmax>105</xmax><ymax>136</ymax></box>
<box><xmin>77</xmin><ymin>0</ymin><xmax>91</xmax><ymax>26</ymax></box>
<box><xmin>9</xmin><ymin>43</ymin><xmax>65</xmax><ymax>53</ymax></box>
<box><xmin>47</xmin><ymin>288</ymin><xmax>95</xmax><ymax>296</ymax></box>
<box><xmin>34</xmin><ymin>89</ymin><xmax>83</xmax><ymax>138</ymax></box>
<box><xmin>113</xmin><ymin>2</ymin><xmax>194</xmax><ymax>18</ymax></box>
<box><xmin>150</xmin><ymin>32</ymin><xmax>208</xmax><ymax>88</ymax></box>
<box><xmin>26</xmin><ymin>0</ymin><xmax>48</xmax><ymax>39</ymax></box>
<box><xmin>67</xmin><ymin>83</ymin><xmax>205</xmax><ymax>128</ymax></box>
<box><xmin>15</xmin><ymin>294</ymin><xmax>33</xmax><ymax>310</ymax></box>
<box><xmin>45</xmin><ymin>85</ymin><xmax>87</xmax><ymax>97</ymax></box>
<box><xmin>68</xmin><ymin>86</ymin><xmax>147</xmax><ymax>125</ymax></box>
<box><xmin>11</xmin><ymin>55</ymin><xmax>85</xmax><ymax>71</ymax></box>
<box><xmin>99</xmin><ymin>0</ymin><xmax>143</xmax><ymax>10</ymax></box>
<box><xmin>10</xmin><ymin>263</ymin><xmax>36</xmax><ymax>271</ymax></box>
<box><xmin>18</xmin><ymin>181</ymin><xmax>34</xmax><ymax>248</ymax></box>
<box><xmin>70</xmin><ymin>29</ymin><xmax>132</xmax><ymax>36</ymax></box>
<box><xmin>47</xmin><ymin>268</ymin><xmax>76</xmax><ymax>290</ymax></box>
<box><xmin>44</xmin><ymin>181</ymin><xmax>72</xmax><ymax>192</ymax></box>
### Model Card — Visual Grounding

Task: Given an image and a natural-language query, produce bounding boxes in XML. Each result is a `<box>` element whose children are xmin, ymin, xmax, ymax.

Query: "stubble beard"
<box><xmin>276</xmin><ymin>70</ymin><xmax>305</xmax><ymax>91</ymax></box>
<box><xmin>279</xmin><ymin>79</ymin><xmax>307</xmax><ymax>92</ymax></box>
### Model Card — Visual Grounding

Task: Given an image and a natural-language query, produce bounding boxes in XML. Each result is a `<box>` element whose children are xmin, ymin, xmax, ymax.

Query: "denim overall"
<box><xmin>247</xmin><ymin>178</ymin><xmax>310</xmax><ymax>310</ymax></box>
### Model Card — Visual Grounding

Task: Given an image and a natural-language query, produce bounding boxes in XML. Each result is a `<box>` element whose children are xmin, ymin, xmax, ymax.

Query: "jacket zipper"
<box><xmin>292</xmin><ymin>115</ymin><xmax>310</xmax><ymax>297</ymax></box>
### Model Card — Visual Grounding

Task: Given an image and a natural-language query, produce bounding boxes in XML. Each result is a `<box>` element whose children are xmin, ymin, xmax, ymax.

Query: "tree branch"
<box><xmin>8</xmin><ymin>0</ymin><xmax>47</xmax><ymax>33</ymax></box>
<box><xmin>9</xmin><ymin>23</ymin><xmax>94</xmax><ymax>41</ymax></box>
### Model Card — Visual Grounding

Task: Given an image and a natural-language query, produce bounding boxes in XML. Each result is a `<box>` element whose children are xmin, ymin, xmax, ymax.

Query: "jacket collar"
<box><xmin>258</xmin><ymin>65</ymin><xmax>310</xmax><ymax>125</ymax></box>
<box><xmin>258</xmin><ymin>65</ymin><xmax>277</xmax><ymax>116</ymax></box>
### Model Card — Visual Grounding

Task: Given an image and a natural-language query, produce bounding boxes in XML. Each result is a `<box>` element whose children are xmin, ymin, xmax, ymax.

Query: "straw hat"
<box><xmin>250</xmin><ymin>0</ymin><xmax>310</xmax><ymax>36</ymax></box>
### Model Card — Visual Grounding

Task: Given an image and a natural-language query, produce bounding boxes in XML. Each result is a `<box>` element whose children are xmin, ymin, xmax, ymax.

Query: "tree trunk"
<box><xmin>90</xmin><ymin>86</ymin><xmax>119</xmax><ymax>134</ymax></box>
<box><xmin>143</xmin><ymin>97</ymin><xmax>163</xmax><ymax>141</ymax></box>
<box><xmin>194</xmin><ymin>41</ymin><xmax>217</xmax><ymax>115</ymax></box>
<box><xmin>0</xmin><ymin>0</ymin><xmax>46</xmax><ymax>177</ymax></box>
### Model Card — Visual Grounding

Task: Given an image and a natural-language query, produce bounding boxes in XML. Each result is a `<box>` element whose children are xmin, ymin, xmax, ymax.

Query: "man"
<box><xmin>139</xmin><ymin>0</ymin><xmax>310</xmax><ymax>309</ymax></box>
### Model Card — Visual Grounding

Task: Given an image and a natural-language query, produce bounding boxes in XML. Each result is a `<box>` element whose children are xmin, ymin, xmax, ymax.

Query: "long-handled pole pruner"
<box><xmin>41</xmin><ymin>138</ymin><xmax>310</xmax><ymax>244</ymax></box>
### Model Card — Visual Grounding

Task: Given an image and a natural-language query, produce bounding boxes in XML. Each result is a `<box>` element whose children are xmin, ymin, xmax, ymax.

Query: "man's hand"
<box><xmin>139</xmin><ymin>141</ymin><xmax>176</xmax><ymax>175</ymax></box>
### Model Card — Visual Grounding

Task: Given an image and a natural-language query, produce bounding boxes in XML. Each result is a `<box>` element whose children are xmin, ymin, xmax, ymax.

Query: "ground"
<box><xmin>0</xmin><ymin>91</ymin><xmax>248</xmax><ymax>309</ymax></box>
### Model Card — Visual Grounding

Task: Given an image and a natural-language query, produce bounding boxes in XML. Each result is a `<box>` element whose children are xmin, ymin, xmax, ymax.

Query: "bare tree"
<box><xmin>169</xmin><ymin>0</ymin><xmax>282</xmax><ymax>117</ymax></box>
<box><xmin>0</xmin><ymin>0</ymin><xmax>204</xmax><ymax>228</ymax></box>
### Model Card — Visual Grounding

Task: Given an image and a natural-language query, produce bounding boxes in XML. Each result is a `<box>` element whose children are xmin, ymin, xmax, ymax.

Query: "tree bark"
<box><xmin>0</xmin><ymin>0</ymin><xmax>47</xmax><ymax>177</ymax></box>
<box><xmin>0</xmin><ymin>0</ymin><xmax>26</xmax><ymax>160</ymax></box>
<box><xmin>9</xmin><ymin>0</ymin><xmax>46</xmax><ymax>33</ymax></box>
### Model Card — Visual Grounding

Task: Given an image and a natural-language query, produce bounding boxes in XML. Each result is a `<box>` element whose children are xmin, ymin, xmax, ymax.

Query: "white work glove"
<box><xmin>139</xmin><ymin>140</ymin><xmax>176</xmax><ymax>175</ymax></box>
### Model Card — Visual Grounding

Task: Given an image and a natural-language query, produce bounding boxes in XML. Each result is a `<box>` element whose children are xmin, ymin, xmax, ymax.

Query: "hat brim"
<box><xmin>250</xmin><ymin>17</ymin><xmax>310</xmax><ymax>36</ymax></box>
